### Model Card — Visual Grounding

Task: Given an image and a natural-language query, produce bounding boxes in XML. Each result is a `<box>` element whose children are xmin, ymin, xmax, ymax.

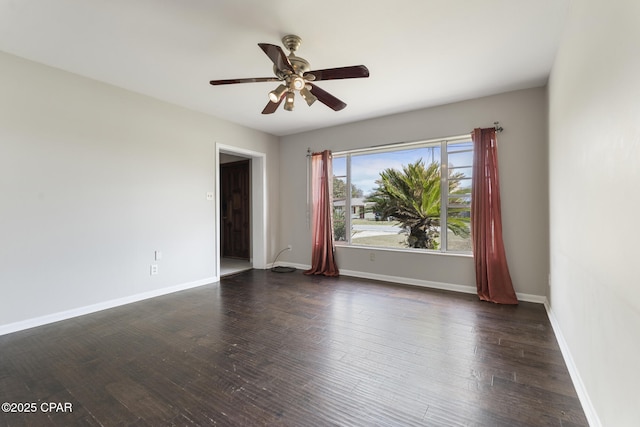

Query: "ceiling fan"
<box><xmin>209</xmin><ymin>34</ymin><xmax>369</xmax><ymax>114</ymax></box>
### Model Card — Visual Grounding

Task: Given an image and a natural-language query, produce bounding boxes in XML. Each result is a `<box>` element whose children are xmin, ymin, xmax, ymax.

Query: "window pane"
<box><xmin>333</xmin><ymin>156</ymin><xmax>346</xmax><ymax>176</ymax></box>
<box><xmin>328</xmin><ymin>138</ymin><xmax>472</xmax><ymax>254</ymax></box>
<box><xmin>447</xmin><ymin>209</ymin><xmax>471</xmax><ymax>252</ymax></box>
<box><xmin>447</xmin><ymin>138</ymin><xmax>472</xmax><ymax>252</ymax></box>
<box><xmin>449</xmin><ymin>167</ymin><xmax>472</xmax><ymax>180</ymax></box>
<box><xmin>332</xmin><ymin>157</ymin><xmax>347</xmax><ymax>199</ymax></box>
<box><xmin>448</xmin><ymin>141</ymin><xmax>473</xmax><ymax>152</ymax></box>
<box><xmin>447</xmin><ymin>141</ymin><xmax>473</xmax><ymax>169</ymax></box>
<box><xmin>351</xmin><ymin>146</ymin><xmax>442</xmax><ymax>250</ymax></box>
<box><xmin>351</xmin><ymin>221</ymin><xmax>408</xmax><ymax>248</ymax></box>
<box><xmin>350</xmin><ymin>147</ymin><xmax>440</xmax><ymax>198</ymax></box>
<box><xmin>449</xmin><ymin>193</ymin><xmax>471</xmax><ymax>206</ymax></box>
<box><xmin>333</xmin><ymin>206</ymin><xmax>347</xmax><ymax>242</ymax></box>
<box><xmin>332</xmin><ymin>157</ymin><xmax>347</xmax><ymax>242</ymax></box>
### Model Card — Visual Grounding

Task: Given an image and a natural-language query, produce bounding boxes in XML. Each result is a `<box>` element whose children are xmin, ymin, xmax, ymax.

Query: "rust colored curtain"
<box><xmin>471</xmin><ymin>128</ymin><xmax>518</xmax><ymax>304</ymax></box>
<box><xmin>304</xmin><ymin>150</ymin><xmax>339</xmax><ymax>277</ymax></box>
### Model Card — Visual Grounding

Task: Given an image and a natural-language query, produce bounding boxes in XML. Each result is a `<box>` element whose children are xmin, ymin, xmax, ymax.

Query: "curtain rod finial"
<box><xmin>494</xmin><ymin>122</ymin><xmax>504</xmax><ymax>133</ymax></box>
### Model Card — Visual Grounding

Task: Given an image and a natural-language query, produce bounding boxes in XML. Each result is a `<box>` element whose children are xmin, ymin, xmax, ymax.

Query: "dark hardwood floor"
<box><xmin>0</xmin><ymin>270</ymin><xmax>587</xmax><ymax>426</ymax></box>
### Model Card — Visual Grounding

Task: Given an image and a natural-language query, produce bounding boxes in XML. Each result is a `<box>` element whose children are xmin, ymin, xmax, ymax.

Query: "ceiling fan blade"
<box><xmin>209</xmin><ymin>77</ymin><xmax>280</xmax><ymax>85</ymax></box>
<box><xmin>308</xmin><ymin>84</ymin><xmax>347</xmax><ymax>111</ymax></box>
<box><xmin>261</xmin><ymin>97</ymin><xmax>284</xmax><ymax>114</ymax></box>
<box><xmin>305</xmin><ymin>65</ymin><xmax>369</xmax><ymax>81</ymax></box>
<box><xmin>258</xmin><ymin>43</ymin><xmax>294</xmax><ymax>73</ymax></box>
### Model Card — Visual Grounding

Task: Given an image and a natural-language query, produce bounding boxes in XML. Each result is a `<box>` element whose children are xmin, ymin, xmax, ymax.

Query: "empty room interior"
<box><xmin>1</xmin><ymin>1</ymin><xmax>638</xmax><ymax>426</ymax></box>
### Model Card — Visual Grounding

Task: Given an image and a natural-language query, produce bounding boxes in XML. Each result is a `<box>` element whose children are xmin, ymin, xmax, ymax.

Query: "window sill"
<box><xmin>334</xmin><ymin>243</ymin><xmax>473</xmax><ymax>258</ymax></box>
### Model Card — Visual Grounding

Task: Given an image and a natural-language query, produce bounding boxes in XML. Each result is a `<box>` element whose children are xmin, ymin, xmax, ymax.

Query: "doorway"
<box><xmin>216</xmin><ymin>144</ymin><xmax>267</xmax><ymax>279</ymax></box>
<box><xmin>221</xmin><ymin>159</ymin><xmax>250</xmax><ymax>258</ymax></box>
<box><xmin>220</xmin><ymin>156</ymin><xmax>251</xmax><ymax>276</ymax></box>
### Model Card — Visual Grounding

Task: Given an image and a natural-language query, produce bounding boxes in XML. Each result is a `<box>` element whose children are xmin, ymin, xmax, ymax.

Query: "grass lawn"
<box><xmin>340</xmin><ymin>218</ymin><xmax>471</xmax><ymax>252</ymax></box>
<box><xmin>351</xmin><ymin>218</ymin><xmax>401</xmax><ymax>226</ymax></box>
<box><xmin>352</xmin><ymin>233</ymin><xmax>471</xmax><ymax>251</ymax></box>
<box><xmin>347</xmin><ymin>219</ymin><xmax>472</xmax><ymax>252</ymax></box>
<box><xmin>352</xmin><ymin>233</ymin><xmax>407</xmax><ymax>248</ymax></box>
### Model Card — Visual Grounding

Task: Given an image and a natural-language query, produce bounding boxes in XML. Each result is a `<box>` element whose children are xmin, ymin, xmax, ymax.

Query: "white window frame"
<box><xmin>333</xmin><ymin>135</ymin><xmax>472</xmax><ymax>254</ymax></box>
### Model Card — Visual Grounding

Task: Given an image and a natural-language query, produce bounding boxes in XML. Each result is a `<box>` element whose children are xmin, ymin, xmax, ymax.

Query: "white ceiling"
<box><xmin>0</xmin><ymin>0</ymin><xmax>569</xmax><ymax>136</ymax></box>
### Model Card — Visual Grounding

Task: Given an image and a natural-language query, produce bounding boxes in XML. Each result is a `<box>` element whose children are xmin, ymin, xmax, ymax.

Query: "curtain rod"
<box><xmin>305</xmin><ymin>122</ymin><xmax>504</xmax><ymax>157</ymax></box>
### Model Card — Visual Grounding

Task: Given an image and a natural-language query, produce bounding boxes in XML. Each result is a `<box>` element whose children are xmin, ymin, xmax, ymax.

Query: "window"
<box><xmin>332</xmin><ymin>136</ymin><xmax>473</xmax><ymax>253</ymax></box>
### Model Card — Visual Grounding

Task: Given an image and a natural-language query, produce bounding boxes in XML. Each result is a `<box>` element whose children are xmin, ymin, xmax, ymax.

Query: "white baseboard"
<box><xmin>516</xmin><ymin>292</ymin><xmax>547</xmax><ymax>304</ymax></box>
<box><xmin>276</xmin><ymin>263</ymin><xmax>545</xmax><ymax>304</ymax></box>
<box><xmin>0</xmin><ymin>277</ymin><xmax>217</xmax><ymax>337</ymax></box>
<box><xmin>544</xmin><ymin>301</ymin><xmax>601</xmax><ymax>427</ymax></box>
<box><xmin>340</xmin><ymin>268</ymin><xmax>478</xmax><ymax>294</ymax></box>
<box><xmin>267</xmin><ymin>262</ymin><xmax>310</xmax><ymax>270</ymax></box>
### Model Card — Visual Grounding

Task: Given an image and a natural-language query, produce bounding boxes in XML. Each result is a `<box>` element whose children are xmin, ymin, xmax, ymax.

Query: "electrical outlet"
<box><xmin>155</xmin><ymin>250</ymin><xmax>162</xmax><ymax>261</ymax></box>
<box><xmin>287</xmin><ymin>244</ymin><xmax>292</xmax><ymax>251</ymax></box>
<box><xmin>150</xmin><ymin>264</ymin><xmax>158</xmax><ymax>275</ymax></box>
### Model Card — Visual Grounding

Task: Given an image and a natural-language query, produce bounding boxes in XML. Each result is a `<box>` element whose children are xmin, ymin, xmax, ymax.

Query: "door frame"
<box><xmin>215</xmin><ymin>143</ymin><xmax>267</xmax><ymax>278</ymax></box>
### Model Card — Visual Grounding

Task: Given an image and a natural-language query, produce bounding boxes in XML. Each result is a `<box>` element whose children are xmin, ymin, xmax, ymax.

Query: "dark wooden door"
<box><xmin>221</xmin><ymin>160</ymin><xmax>250</xmax><ymax>260</ymax></box>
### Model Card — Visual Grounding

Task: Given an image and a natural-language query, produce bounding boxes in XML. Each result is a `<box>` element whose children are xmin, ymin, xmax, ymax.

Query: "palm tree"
<box><xmin>367</xmin><ymin>159</ymin><xmax>470</xmax><ymax>249</ymax></box>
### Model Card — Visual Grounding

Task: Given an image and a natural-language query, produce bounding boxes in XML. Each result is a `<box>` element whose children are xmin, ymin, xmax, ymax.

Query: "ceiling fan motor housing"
<box><xmin>289</xmin><ymin>55</ymin><xmax>310</xmax><ymax>74</ymax></box>
<box><xmin>272</xmin><ymin>54</ymin><xmax>310</xmax><ymax>78</ymax></box>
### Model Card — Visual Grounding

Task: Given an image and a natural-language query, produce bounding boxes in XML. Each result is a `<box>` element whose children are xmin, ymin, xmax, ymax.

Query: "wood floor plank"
<box><xmin>0</xmin><ymin>270</ymin><xmax>588</xmax><ymax>426</ymax></box>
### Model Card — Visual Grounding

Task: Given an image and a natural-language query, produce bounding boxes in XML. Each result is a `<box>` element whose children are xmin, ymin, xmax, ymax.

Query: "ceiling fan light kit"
<box><xmin>209</xmin><ymin>34</ymin><xmax>369</xmax><ymax>114</ymax></box>
<box><xmin>269</xmin><ymin>84</ymin><xmax>287</xmax><ymax>102</ymax></box>
<box><xmin>300</xmin><ymin>86</ymin><xmax>317</xmax><ymax>106</ymax></box>
<box><xmin>284</xmin><ymin>91</ymin><xmax>295</xmax><ymax>111</ymax></box>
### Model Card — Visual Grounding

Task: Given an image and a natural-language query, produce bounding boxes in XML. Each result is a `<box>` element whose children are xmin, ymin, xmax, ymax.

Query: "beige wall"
<box><xmin>280</xmin><ymin>87</ymin><xmax>549</xmax><ymax>299</ymax></box>
<box><xmin>0</xmin><ymin>51</ymin><xmax>279</xmax><ymax>330</ymax></box>
<box><xmin>548</xmin><ymin>0</ymin><xmax>640</xmax><ymax>425</ymax></box>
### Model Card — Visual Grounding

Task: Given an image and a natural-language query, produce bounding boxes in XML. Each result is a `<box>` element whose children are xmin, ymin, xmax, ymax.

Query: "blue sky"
<box><xmin>334</xmin><ymin>142</ymin><xmax>472</xmax><ymax>197</ymax></box>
